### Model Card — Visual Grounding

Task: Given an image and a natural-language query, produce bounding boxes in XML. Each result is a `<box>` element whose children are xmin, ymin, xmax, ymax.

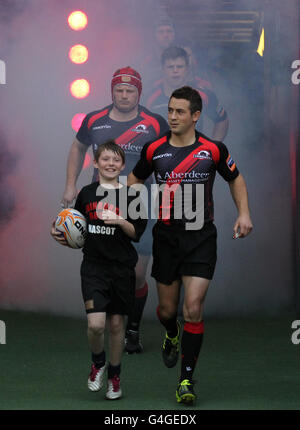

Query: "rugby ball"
<box><xmin>55</xmin><ymin>208</ymin><xmax>87</xmax><ymax>249</ymax></box>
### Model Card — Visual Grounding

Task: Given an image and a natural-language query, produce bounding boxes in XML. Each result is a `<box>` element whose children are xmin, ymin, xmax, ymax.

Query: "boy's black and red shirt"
<box><xmin>74</xmin><ymin>182</ymin><xmax>147</xmax><ymax>267</ymax></box>
<box><xmin>132</xmin><ymin>130</ymin><xmax>239</xmax><ymax>229</ymax></box>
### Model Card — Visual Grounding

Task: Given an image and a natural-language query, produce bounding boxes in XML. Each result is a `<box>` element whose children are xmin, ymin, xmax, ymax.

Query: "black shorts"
<box><xmin>80</xmin><ymin>257</ymin><xmax>135</xmax><ymax>315</ymax></box>
<box><xmin>151</xmin><ymin>221</ymin><xmax>217</xmax><ymax>285</ymax></box>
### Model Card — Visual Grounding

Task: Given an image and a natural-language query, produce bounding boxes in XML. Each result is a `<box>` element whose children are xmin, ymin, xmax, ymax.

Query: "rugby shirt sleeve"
<box><xmin>76</xmin><ymin>114</ymin><xmax>91</xmax><ymax>147</ymax></box>
<box><xmin>216</xmin><ymin>142</ymin><xmax>239</xmax><ymax>182</ymax></box>
<box><xmin>74</xmin><ymin>188</ymin><xmax>85</xmax><ymax>215</ymax></box>
<box><xmin>132</xmin><ymin>142</ymin><xmax>154</xmax><ymax>180</ymax></box>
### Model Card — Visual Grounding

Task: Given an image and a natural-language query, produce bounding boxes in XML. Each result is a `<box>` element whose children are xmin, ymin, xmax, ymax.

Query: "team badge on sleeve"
<box><xmin>226</xmin><ymin>154</ymin><xmax>236</xmax><ymax>171</ymax></box>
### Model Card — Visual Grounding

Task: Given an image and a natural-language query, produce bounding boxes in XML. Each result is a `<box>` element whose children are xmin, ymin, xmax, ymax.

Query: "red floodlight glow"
<box><xmin>69</xmin><ymin>44</ymin><xmax>89</xmax><ymax>64</ymax></box>
<box><xmin>68</xmin><ymin>11</ymin><xmax>88</xmax><ymax>31</ymax></box>
<box><xmin>70</xmin><ymin>79</ymin><xmax>90</xmax><ymax>99</ymax></box>
<box><xmin>71</xmin><ymin>113</ymin><xmax>86</xmax><ymax>131</ymax></box>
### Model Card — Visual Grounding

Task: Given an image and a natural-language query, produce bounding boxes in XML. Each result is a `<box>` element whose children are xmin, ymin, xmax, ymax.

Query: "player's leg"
<box><xmin>86</xmin><ymin>311</ymin><xmax>107</xmax><ymax>392</ymax></box>
<box><xmin>176</xmin><ymin>276</ymin><xmax>210</xmax><ymax>404</ymax></box>
<box><xmin>106</xmin><ymin>313</ymin><xmax>124</xmax><ymax>399</ymax></box>
<box><xmin>125</xmin><ymin>254</ymin><xmax>149</xmax><ymax>354</ymax></box>
<box><xmin>156</xmin><ymin>280</ymin><xmax>181</xmax><ymax>368</ymax></box>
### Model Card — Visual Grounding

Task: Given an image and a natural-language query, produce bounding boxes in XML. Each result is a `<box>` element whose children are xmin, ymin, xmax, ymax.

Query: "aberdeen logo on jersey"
<box><xmin>159</xmin><ymin>171</ymin><xmax>210</xmax><ymax>182</ymax></box>
<box><xmin>193</xmin><ymin>150</ymin><xmax>212</xmax><ymax>160</ymax></box>
<box><xmin>131</xmin><ymin>124</ymin><xmax>149</xmax><ymax>134</ymax></box>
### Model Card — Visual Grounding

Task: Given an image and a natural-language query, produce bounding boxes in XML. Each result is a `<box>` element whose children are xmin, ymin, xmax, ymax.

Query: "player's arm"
<box><xmin>61</xmin><ymin>138</ymin><xmax>88</xmax><ymax>208</ymax></box>
<box><xmin>127</xmin><ymin>172</ymin><xmax>145</xmax><ymax>186</ymax></box>
<box><xmin>228</xmin><ymin>173</ymin><xmax>253</xmax><ymax>238</ymax></box>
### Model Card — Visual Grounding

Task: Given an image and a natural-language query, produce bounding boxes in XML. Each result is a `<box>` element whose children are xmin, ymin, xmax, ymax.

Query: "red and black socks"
<box><xmin>180</xmin><ymin>321</ymin><xmax>204</xmax><ymax>381</ymax></box>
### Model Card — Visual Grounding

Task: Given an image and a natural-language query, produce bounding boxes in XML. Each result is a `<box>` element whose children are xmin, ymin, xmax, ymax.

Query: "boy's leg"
<box><xmin>86</xmin><ymin>311</ymin><xmax>107</xmax><ymax>392</ymax></box>
<box><xmin>106</xmin><ymin>314</ymin><xmax>125</xmax><ymax>399</ymax></box>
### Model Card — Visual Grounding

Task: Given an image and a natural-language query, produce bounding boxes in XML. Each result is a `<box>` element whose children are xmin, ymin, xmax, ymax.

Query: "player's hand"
<box><xmin>61</xmin><ymin>186</ymin><xmax>77</xmax><ymax>209</ymax></box>
<box><xmin>101</xmin><ymin>209</ymin><xmax>124</xmax><ymax>225</ymax></box>
<box><xmin>233</xmin><ymin>214</ymin><xmax>253</xmax><ymax>239</ymax></box>
<box><xmin>50</xmin><ymin>220</ymin><xmax>69</xmax><ymax>246</ymax></box>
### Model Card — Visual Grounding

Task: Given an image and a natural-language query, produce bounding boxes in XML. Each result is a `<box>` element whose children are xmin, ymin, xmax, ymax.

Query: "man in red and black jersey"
<box><xmin>145</xmin><ymin>46</ymin><xmax>228</xmax><ymax>141</ymax></box>
<box><xmin>128</xmin><ymin>86</ymin><xmax>253</xmax><ymax>405</ymax></box>
<box><xmin>61</xmin><ymin>67</ymin><xmax>169</xmax><ymax>354</ymax></box>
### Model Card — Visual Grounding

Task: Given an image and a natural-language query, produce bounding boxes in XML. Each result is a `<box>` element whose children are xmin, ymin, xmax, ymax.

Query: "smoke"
<box><xmin>0</xmin><ymin>0</ymin><xmax>298</xmax><ymax>317</ymax></box>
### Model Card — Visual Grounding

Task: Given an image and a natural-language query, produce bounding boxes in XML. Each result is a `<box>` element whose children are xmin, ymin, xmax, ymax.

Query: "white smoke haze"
<box><xmin>0</xmin><ymin>0</ymin><xmax>298</xmax><ymax>318</ymax></box>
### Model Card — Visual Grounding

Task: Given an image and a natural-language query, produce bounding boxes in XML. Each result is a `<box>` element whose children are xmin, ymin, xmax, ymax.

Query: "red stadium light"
<box><xmin>71</xmin><ymin>113</ymin><xmax>86</xmax><ymax>131</ymax></box>
<box><xmin>70</xmin><ymin>79</ymin><xmax>90</xmax><ymax>99</ymax></box>
<box><xmin>68</xmin><ymin>11</ymin><xmax>88</xmax><ymax>31</ymax></box>
<box><xmin>69</xmin><ymin>44</ymin><xmax>89</xmax><ymax>64</ymax></box>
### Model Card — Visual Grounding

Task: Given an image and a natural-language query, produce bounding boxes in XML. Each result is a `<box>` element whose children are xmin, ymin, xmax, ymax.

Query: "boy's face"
<box><xmin>94</xmin><ymin>149</ymin><xmax>125</xmax><ymax>181</ymax></box>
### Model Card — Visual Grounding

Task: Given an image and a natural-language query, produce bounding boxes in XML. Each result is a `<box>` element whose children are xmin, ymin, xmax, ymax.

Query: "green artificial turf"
<box><xmin>0</xmin><ymin>310</ymin><xmax>299</xmax><ymax>410</ymax></box>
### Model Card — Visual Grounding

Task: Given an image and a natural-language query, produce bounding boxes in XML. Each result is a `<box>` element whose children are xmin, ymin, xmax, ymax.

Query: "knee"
<box><xmin>109</xmin><ymin>316</ymin><xmax>124</xmax><ymax>335</ymax></box>
<box><xmin>183</xmin><ymin>302</ymin><xmax>202</xmax><ymax>322</ymax></box>
<box><xmin>88</xmin><ymin>321</ymin><xmax>105</xmax><ymax>337</ymax></box>
<box><xmin>157</xmin><ymin>303</ymin><xmax>177</xmax><ymax>321</ymax></box>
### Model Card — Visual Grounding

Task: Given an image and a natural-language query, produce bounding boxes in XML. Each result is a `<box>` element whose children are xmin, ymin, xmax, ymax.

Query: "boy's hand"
<box><xmin>101</xmin><ymin>209</ymin><xmax>124</xmax><ymax>226</ymax></box>
<box><xmin>50</xmin><ymin>220</ymin><xmax>69</xmax><ymax>247</ymax></box>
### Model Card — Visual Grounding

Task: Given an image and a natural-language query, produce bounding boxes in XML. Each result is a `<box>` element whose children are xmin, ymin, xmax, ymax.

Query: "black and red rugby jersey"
<box><xmin>76</xmin><ymin>104</ymin><xmax>168</xmax><ymax>181</ymax></box>
<box><xmin>132</xmin><ymin>131</ymin><xmax>239</xmax><ymax>228</ymax></box>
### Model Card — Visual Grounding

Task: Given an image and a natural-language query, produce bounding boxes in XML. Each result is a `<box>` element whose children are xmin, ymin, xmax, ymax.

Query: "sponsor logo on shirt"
<box><xmin>131</xmin><ymin>124</ymin><xmax>149</xmax><ymax>134</ymax></box>
<box><xmin>157</xmin><ymin>171</ymin><xmax>210</xmax><ymax>182</ymax></box>
<box><xmin>193</xmin><ymin>150</ymin><xmax>212</xmax><ymax>160</ymax></box>
<box><xmin>120</xmin><ymin>142</ymin><xmax>142</xmax><ymax>154</ymax></box>
<box><xmin>92</xmin><ymin>125</ymin><xmax>112</xmax><ymax>130</ymax></box>
<box><xmin>153</xmin><ymin>153</ymin><xmax>173</xmax><ymax>160</ymax></box>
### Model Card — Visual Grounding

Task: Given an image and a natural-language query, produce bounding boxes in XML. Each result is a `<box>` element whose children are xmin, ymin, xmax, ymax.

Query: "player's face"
<box><xmin>163</xmin><ymin>58</ymin><xmax>188</xmax><ymax>88</ymax></box>
<box><xmin>94</xmin><ymin>149</ymin><xmax>125</xmax><ymax>182</ymax></box>
<box><xmin>155</xmin><ymin>25</ymin><xmax>175</xmax><ymax>49</ymax></box>
<box><xmin>168</xmin><ymin>97</ymin><xmax>200</xmax><ymax>135</ymax></box>
<box><xmin>113</xmin><ymin>84</ymin><xmax>139</xmax><ymax>113</ymax></box>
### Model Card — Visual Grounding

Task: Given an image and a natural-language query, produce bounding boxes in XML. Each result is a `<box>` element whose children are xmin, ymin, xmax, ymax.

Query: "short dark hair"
<box><xmin>170</xmin><ymin>86</ymin><xmax>202</xmax><ymax>114</ymax></box>
<box><xmin>94</xmin><ymin>140</ymin><xmax>125</xmax><ymax>164</ymax></box>
<box><xmin>161</xmin><ymin>46</ymin><xmax>189</xmax><ymax>66</ymax></box>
